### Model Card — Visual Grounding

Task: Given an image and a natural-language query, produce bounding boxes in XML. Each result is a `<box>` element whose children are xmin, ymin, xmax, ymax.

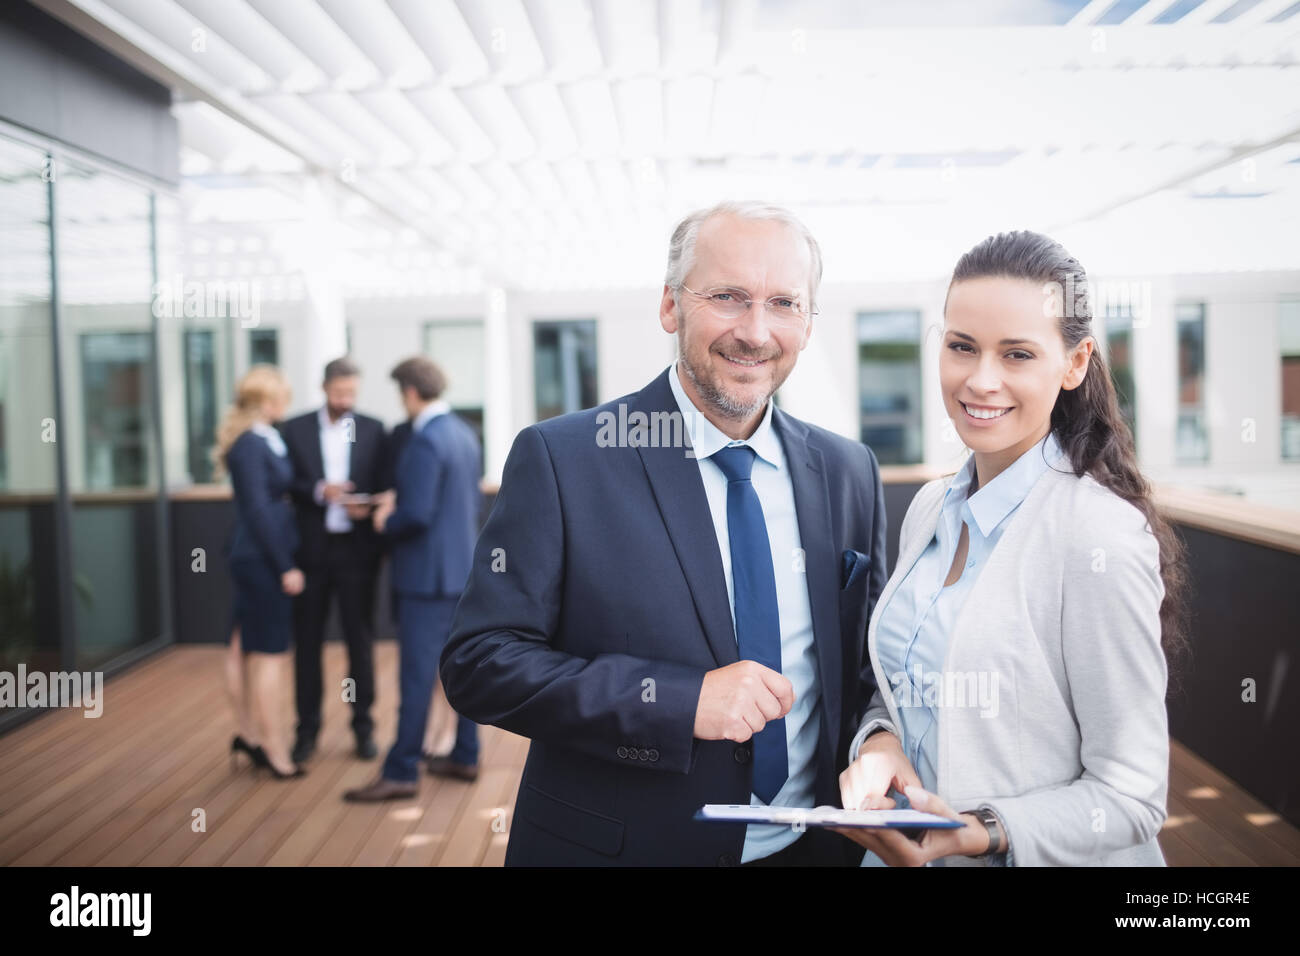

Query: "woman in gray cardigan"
<box><xmin>835</xmin><ymin>231</ymin><xmax>1189</xmax><ymax>866</ymax></box>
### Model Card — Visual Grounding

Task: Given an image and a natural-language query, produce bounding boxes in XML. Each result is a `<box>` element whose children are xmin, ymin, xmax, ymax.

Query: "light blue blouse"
<box><xmin>251</xmin><ymin>421</ymin><xmax>287</xmax><ymax>457</ymax></box>
<box><xmin>875</xmin><ymin>432</ymin><xmax>1067</xmax><ymax>803</ymax></box>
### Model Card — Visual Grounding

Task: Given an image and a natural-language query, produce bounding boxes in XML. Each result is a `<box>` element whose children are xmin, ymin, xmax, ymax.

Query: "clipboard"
<box><xmin>694</xmin><ymin>804</ymin><xmax>965</xmax><ymax>830</ymax></box>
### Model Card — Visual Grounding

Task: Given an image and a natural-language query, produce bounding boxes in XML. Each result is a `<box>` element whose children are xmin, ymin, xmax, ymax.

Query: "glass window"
<box><xmin>533</xmin><ymin>319</ymin><xmax>597</xmax><ymax>421</ymax></box>
<box><xmin>425</xmin><ymin>320</ymin><xmax>485</xmax><ymax>449</ymax></box>
<box><xmin>249</xmin><ymin>327</ymin><xmax>278</xmax><ymax>366</ymax></box>
<box><xmin>1281</xmin><ymin>299</ymin><xmax>1300</xmax><ymax>462</ymax></box>
<box><xmin>857</xmin><ymin>310</ymin><xmax>921</xmax><ymax>464</ymax></box>
<box><xmin>183</xmin><ymin>329</ymin><xmax>218</xmax><ymax>484</ymax></box>
<box><xmin>1176</xmin><ymin>303</ymin><xmax>1209</xmax><ymax>464</ymax></box>
<box><xmin>1105</xmin><ymin>310</ymin><xmax>1138</xmax><ymax>450</ymax></box>
<box><xmin>55</xmin><ymin>158</ymin><xmax>163</xmax><ymax>669</ymax></box>
<box><xmin>0</xmin><ymin>133</ymin><xmax>62</xmax><ymax>675</ymax></box>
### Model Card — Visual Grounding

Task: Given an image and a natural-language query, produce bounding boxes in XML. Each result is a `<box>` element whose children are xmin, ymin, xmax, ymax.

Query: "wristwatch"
<box><xmin>965</xmin><ymin>807</ymin><xmax>1005</xmax><ymax>860</ymax></box>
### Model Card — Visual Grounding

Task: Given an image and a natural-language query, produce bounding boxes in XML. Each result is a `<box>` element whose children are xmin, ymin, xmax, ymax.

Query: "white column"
<box><xmin>482</xmin><ymin>285</ymin><xmax>513</xmax><ymax>483</ymax></box>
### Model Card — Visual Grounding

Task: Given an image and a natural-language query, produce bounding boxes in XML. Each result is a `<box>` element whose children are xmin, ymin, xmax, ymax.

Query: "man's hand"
<box><xmin>281</xmin><ymin>568</ymin><xmax>305</xmax><ymax>596</ymax></box>
<box><xmin>321</xmin><ymin>480</ymin><xmax>354</xmax><ymax>504</ymax></box>
<box><xmin>693</xmin><ymin>660</ymin><xmax>794</xmax><ymax>742</ymax></box>
<box><xmin>372</xmin><ymin>495</ymin><xmax>395</xmax><ymax>532</ymax></box>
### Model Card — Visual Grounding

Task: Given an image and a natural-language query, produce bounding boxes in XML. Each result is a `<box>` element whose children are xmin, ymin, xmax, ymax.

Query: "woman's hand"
<box><xmin>838</xmin><ymin>730</ymin><xmax>921</xmax><ymax>811</ymax></box>
<box><xmin>831</xmin><ymin>784</ymin><xmax>991</xmax><ymax>866</ymax></box>
<box><xmin>281</xmin><ymin>568</ymin><xmax>305</xmax><ymax>596</ymax></box>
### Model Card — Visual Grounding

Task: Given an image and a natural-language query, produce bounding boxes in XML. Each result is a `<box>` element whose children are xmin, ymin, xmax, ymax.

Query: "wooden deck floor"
<box><xmin>0</xmin><ymin>643</ymin><xmax>1296</xmax><ymax>867</ymax></box>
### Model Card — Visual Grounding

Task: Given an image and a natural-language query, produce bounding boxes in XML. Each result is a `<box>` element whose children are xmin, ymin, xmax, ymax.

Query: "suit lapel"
<box><xmin>774</xmin><ymin>409</ymin><xmax>842</xmax><ymax>753</ymax></box>
<box><xmin>632</xmin><ymin>370</ymin><xmax>738</xmax><ymax>668</ymax></box>
<box><xmin>305</xmin><ymin>411</ymin><xmax>326</xmax><ymax>483</ymax></box>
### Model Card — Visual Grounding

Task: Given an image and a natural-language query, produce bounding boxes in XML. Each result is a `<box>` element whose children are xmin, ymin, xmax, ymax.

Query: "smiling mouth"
<box><xmin>719</xmin><ymin>352</ymin><xmax>770</xmax><ymax>369</ymax></box>
<box><xmin>961</xmin><ymin>402</ymin><xmax>1012</xmax><ymax>420</ymax></box>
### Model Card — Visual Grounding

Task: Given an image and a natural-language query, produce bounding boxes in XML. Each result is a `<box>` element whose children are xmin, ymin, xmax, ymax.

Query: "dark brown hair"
<box><xmin>390</xmin><ymin>356</ymin><xmax>447</xmax><ymax>401</ymax></box>
<box><xmin>948</xmin><ymin>230</ymin><xmax>1190</xmax><ymax>692</ymax></box>
<box><xmin>323</xmin><ymin>356</ymin><xmax>360</xmax><ymax>383</ymax></box>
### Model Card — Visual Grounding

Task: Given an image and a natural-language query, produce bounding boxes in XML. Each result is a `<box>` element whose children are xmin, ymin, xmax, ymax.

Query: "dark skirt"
<box><xmin>228</xmin><ymin>557</ymin><xmax>292</xmax><ymax>654</ymax></box>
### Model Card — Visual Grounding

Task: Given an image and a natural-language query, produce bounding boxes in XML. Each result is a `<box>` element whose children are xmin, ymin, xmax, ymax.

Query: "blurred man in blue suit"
<box><xmin>442</xmin><ymin>202</ymin><xmax>889</xmax><ymax>865</ymax></box>
<box><xmin>343</xmin><ymin>357</ymin><xmax>482</xmax><ymax>802</ymax></box>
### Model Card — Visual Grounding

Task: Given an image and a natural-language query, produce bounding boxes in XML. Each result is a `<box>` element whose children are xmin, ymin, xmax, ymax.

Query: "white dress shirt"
<box><xmin>411</xmin><ymin>398</ymin><xmax>451</xmax><ymax>435</ymax></box>
<box><xmin>667</xmin><ymin>363</ymin><xmax>820</xmax><ymax>864</ymax></box>
<box><xmin>313</xmin><ymin>407</ymin><xmax>355</xmax><ymax>533</ymax></box>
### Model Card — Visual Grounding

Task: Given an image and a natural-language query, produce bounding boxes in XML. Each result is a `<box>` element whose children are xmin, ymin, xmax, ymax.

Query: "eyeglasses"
<box><xmin>679</xmin><ymin>285</ymin><xmax>817</xmax><ymax>326</ymax></box>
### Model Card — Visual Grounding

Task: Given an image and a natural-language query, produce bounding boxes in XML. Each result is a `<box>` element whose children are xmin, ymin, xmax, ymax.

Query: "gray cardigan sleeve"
<box><xmin>845</xmin><ymin>477</ymin><xmax>948</xmax><ymax>764</ymax></box>
<box><xmin>979</xmin><ymin>490</ymin><xmax>1169</xmax><ymax>866</ymax></box>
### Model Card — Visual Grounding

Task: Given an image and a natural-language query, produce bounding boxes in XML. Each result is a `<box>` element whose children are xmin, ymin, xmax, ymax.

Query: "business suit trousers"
<box><xmin>292</xmin><ymin>533</ymin><xmax>377</xmax><ymax>742</ymax></box>
<box><xmin>382</xmin><ymin>595</ymin><xmax>479</xmax><ymax>783</ymax></box>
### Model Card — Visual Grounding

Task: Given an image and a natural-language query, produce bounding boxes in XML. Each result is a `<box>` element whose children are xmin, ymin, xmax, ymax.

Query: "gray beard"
<box><xmin>676</xmin><ymin>329</ymin><xmax>770</xmax><ymax>422</ymax></box>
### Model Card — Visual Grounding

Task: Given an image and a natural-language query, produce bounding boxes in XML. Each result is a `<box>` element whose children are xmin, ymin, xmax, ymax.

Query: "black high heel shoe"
<box><xmin>261</xmin><ymin>752</ymin><xmax>306</xmax><ymax>780</ymax></box>
<box><xmin>231</xmin><ymin>736</ymin><xmax>270</xmax><ymax>769</ymax></box>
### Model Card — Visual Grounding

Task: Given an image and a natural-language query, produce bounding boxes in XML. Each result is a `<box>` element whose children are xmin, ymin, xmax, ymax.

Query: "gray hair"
<box><xmin>664</xmin><ymin>200</ymin><xmax>823</xmax><ymax>310</ymax></box>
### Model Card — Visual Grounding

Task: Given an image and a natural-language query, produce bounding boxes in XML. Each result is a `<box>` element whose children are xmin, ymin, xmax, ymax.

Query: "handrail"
<box><xmin>5</xmin><ymin>475</ymin><xmax>1297</xmax><ymax>555</ymax></box>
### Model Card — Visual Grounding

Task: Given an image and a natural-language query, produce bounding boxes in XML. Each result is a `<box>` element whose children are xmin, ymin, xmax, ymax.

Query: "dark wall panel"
<box><xmin>0</xmin><ymin>2</ymin><xmax>178</xmax><ymax>183</ymax></box>
<box><xmin>1165</xmin><ymin>527</ymin><xmax>1300</xmax><ymax>828</ymax></box>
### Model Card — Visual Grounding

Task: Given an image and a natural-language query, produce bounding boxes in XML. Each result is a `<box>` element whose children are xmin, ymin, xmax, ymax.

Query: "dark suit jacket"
<box><xmin>441</xmin><ymin>368</ymin><xmax>888</xmax><ymax>866</ymax></box>
<box><xmin>224</xmin><ymin>429</ymin><xmax>299</xmax><ymax>574</ymax></box>
<box><xmin>383</xmin><ymin>410</ymin><xmax>482</xmax><ymax>599</ymax></box>
<box><xmin>279</xmin><ymin>409</ymin><xmax>387</xmax><ymax>567</ymax></box>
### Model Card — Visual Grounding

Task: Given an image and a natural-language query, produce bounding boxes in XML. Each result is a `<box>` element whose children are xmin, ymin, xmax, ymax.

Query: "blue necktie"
<box><xmin>710</xmin><ymin>444</ymin><xmax>787</xmax><ymax>804</ymax></box>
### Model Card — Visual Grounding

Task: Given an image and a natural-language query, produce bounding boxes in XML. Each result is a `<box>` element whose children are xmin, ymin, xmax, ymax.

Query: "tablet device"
<box><xmin>694</xmin><ymin>804</ymin><xmax>965</xmax><ymax>830</ymax></box>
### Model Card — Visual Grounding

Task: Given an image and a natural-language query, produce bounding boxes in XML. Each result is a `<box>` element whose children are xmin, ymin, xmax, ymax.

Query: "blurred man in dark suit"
<box><xmin>344</xmin><ymin>357</ymin><xmax>481</xmax><ymax>801</ymax></box>
<box><xmin>281</xmin><ymin>357</ymin><xmax>388</xmax><ymax>762</ymax></box>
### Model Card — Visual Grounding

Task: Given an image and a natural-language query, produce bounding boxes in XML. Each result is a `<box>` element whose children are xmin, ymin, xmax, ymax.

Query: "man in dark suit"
<box><xmin>442</xmin><ymin>201</ymin><xmax>888</xmax><ymax>866</ymax></box>
<box><xmin>344</xmin><ymin>357</ymin><xmax>482</xmax><ymax>801</ymax></box>
<box><xmin>280</xmin><ymin>357</ymin><xmax>388</xmax><ymax>762</ymax></box>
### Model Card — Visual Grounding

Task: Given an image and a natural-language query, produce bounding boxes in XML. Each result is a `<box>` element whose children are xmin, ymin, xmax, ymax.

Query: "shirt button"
<box><xmin>967</xmin><ymin>558</ymin><xmax>975</xmax><ymax>568</ymax></box>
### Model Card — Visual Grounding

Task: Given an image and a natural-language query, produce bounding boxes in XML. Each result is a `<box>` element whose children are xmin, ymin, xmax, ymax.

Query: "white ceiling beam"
<box><xmin>244</xmin><ymin>0</ymin><xmax>378</xmax><ymax>89</ymax></box>
<box><xmin>353</xmin><ymin>89</ymin><xmax>455</xmax><ymax>165</ymax></box>
<box><xmin>99</xmin><ymin>0</ymin><xmax>272</xmax><ymax>92</ymax></box>
<box><xmin>509</xmin><ymin>81</ymin><xmax>580</xmax><ymax>158</ymax></box>
<box><xmin>454</xmin><ymin>0</ymin><xmax>547</xmax><ymax>81</ymax></box>
<box><xmin>457</xmin><ymin>84</ymin><xmax>538</xmax><ymax>160</ymax></box>
<box><xmin>1179</xmin><ymin>0</ymin><xmax>1245</xmax><ymax>24</ymax></box>
<box><xmin>172</xmin><ymin>0</ymin><xmax>323</xmax><ymax>91</ymax></box>
<box><xmin>405</xmin><ymin>87</ymin><xmax>496</xmax><ymax>161</ymax></box>
<box><xmin>1049</xmin><ymin>118</ymin><xmax>1300</xmax><ymax>230</ymax></box>
<box><xmin>521</xmin><ymin>0</ymin><xmax>603</xmax><ymax>77</ymax></box>
<box><xmin>1067</xmin><ymin>0</ymin><xmax>1119</xmax><ymax>27</ymax></box>
<box><xmin>316</xmin><ymin>0</ymin><xmax>435</xmax><ymax>87</ymax></box>
<box><xmin>388</xmin><ymin>0</ymin><xmax>489</xmax><ymax>84</ymax></box>
<box><xmin>1125</xmin><ymin>1</ymin><xmax>1183</xmax><ymax>26</ymax></box>
<box><xmin>1229</xmin><ymin>0</ymin><xmax>1300</xmax><ymax>26</ymax></box>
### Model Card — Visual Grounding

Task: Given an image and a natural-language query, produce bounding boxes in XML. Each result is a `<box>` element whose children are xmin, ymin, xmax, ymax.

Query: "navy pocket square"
<box><xmin>840</xmin><ymin>548</ymin><xmax>870</xmax><ymax>590</ymax></box>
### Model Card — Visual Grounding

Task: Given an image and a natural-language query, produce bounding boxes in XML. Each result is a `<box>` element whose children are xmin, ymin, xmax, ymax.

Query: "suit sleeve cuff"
<box><xmin>847</xmin><ymin>718</ymin><xmax>898</xmax><ymax>765</ymax></box>
<box><xmin>313</xmin><ymin>479</ymin><xmax>327</xmax><ymax>505</ymax></box>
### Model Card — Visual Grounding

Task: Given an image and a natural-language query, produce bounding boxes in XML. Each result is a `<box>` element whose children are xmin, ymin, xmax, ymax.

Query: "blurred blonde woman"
<box><xmin>213</xmin><ymin>365</ymin><xmax>306</xmax><ymax>779</ymax></box>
